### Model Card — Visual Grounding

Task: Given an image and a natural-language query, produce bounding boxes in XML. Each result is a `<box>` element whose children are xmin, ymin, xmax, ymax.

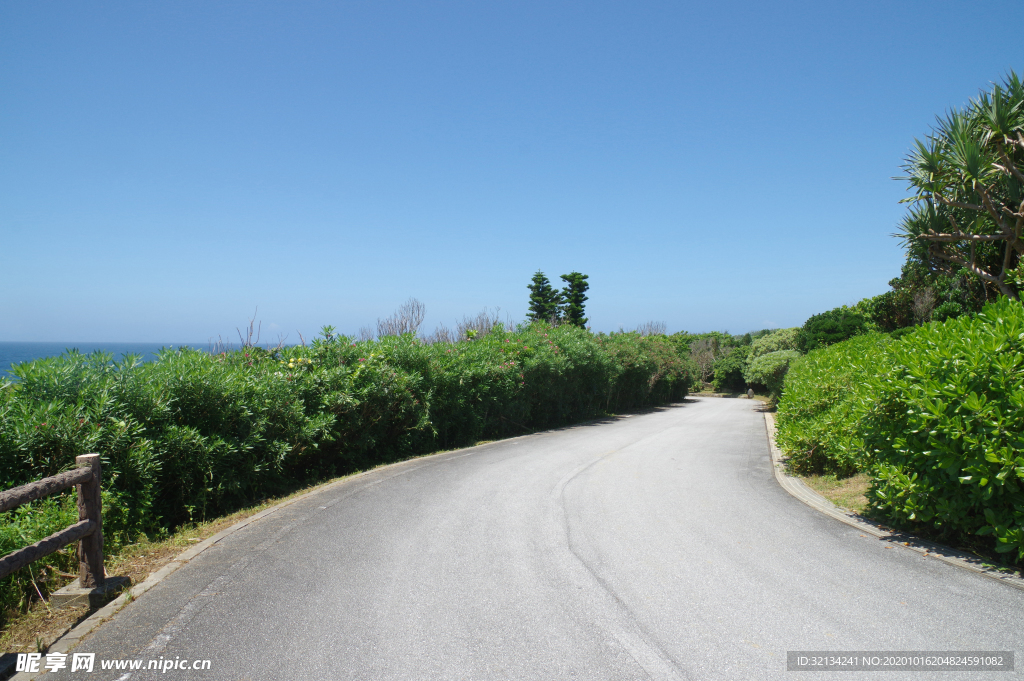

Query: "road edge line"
<box><xmin>762</xmin><ymin>411</ymin><xmax>1024</xmax><ymax>592</ymax></box>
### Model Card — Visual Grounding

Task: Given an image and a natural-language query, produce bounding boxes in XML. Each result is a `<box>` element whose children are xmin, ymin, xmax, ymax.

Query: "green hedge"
<box><xmin>712</xmin><ymin>346</ymin><xmax>749</xmax><ymax>393</ymax></box>
<box><xmin>776</xmin><ymin>333</ymin><xmax>892</xmax><ymax>475</ymax></box>
<box><xmin>743</xmin><ymin>350</ymin><xmax>800</xmax><ymax>400</ymax></box>
<box><xmin>797</xmin><ymin>307</ymin><xmax>868</xmax><ymax>352</ymax></box>
<box><xmin>860</xmin><ymin>298</ymin><xmax>1024</xmax><ymax>562</ymax></box>
<box><xmin>0</xmin><ymin>323</ymin><xmax>690</xmax><ymax>624</ymax></box>
<box><xmin>747</xmin><ymin>328</ymin><xmax>800</xmax><ymax>360</ymax></box>
<box><xmin>777</xmin><ymin>298</ymin><xmax>1024</xmax><ymax>564</ymax></box>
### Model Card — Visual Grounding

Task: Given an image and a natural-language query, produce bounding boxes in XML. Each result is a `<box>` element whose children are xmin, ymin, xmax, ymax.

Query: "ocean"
<box><xmin>0</xmin><ymin>342</ymin><xmax>210</xmax><ymax>378</ymax></box>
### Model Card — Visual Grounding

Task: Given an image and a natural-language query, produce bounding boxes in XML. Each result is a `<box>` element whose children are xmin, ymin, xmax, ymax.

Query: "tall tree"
<box><xmin>559</xmin><ymin>272</ymin><xmax>589</xmax><ymax>327</ymax></box>
<box><xmin>527</xmin><ymin>271</ymin><xmax>561</xmax><ymax>322</ymax></box>
<box><xmin>899</xmin><ymin>71</ymin><xmax>1024</xmax><ymax>299</ymax></box>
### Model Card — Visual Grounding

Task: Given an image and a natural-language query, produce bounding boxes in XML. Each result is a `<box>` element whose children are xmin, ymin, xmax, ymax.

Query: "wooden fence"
<box><xmin>0</xmin><ymin>454</ymin><xmax>106</xmax><ymax>588</ymax></box>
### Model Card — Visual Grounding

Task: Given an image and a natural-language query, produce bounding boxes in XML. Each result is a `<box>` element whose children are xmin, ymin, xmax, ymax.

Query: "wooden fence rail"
<box><xmin>0</xmin><ymin>454</ymin><xmax>106</xmax><ymax>588</ymax></box>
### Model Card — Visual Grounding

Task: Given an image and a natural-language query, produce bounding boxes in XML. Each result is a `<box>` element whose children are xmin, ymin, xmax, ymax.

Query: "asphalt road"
<box><xmin>43</xmin><ymin>397</ymin><xmax>1024</xmax><ymax>680</ymax></box>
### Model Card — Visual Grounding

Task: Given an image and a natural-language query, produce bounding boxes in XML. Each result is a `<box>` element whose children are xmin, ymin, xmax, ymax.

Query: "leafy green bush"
<box><xmin>861</xmin><ymin>263</ymin><xmax>989</xmax><ymax>332</ymax></box>
<box><xmin>747</xmin><ymin>328</ymin><xmax>800</xmax><ymax>360</ymax></box>
<box><xmin>0</xmin><ymin>494</ymin><xmax>78</xmax><ymax>620</ymax></box>
<box><xmin>798</xmin><ymin>307</ymin><xmax>868</xmax><ymax>352</ymax></box>
<box><xmin>776</xmin><ymin>334</ymin><xmax>892</xmax><ymax>475</ymax></box>
<box><xmin>668</xmin><ymin>331</ymin><xmax>733</xmax><ymax>354</ymax></box>
<box><xmin>667</xmin><ymin>330</ymin><xmax>770</xmax><ymax>393</ymax></box>
<box><xmin>743</xmin><ymin>350</ymin><xmax>800</xmax><ymax>400</ymax></box>
<box><xmin>0</xmin><ymin>324</ymin><xmax>693</xmax><ymax>627</ymax></box>
<box><xmin>598</xmin><ymin>333</ymin><xmax>691</xmax><ymax>411</ymax></box>
<box><xmin>930</xmin><ymin>300</ymin><xmax>964</xmax><ymax>323</ymax></box>
<box><xmin>861</xmin><ymin>289</ymin><xmax>914</xmax><ymax>332</ymax></box>
<box><xmin>889</xmin><ymin>326</ymin><xmax>917</xmax><ymax>340</ymax></box>
<box><xmin>712</xmin><ymin>346</ymin><xmax>749</xmax><ymax>393</ymax></box>
<box><xmin>858</xmin><ymin>297</ymin><xmax>1024</xmax><ymax>563</ymax></box>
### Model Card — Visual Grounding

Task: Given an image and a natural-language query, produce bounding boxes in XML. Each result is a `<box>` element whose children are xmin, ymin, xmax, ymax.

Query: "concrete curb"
<box><xmin>763</xmin><ymin>411</ymin><xmax>1024</xmax><ymax>592</ymax></box>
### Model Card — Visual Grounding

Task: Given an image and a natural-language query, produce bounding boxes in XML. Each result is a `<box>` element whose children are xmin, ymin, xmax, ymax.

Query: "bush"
<box><xmin>747</xmin><ymin>328</ymin><xmax>800</xmax><ymax>360</ymax></box>
<box><xmin>598</xmin><ymin>333</ymin><xmax>691</xmax><ymax>411</ymax></box>
<box><xmin>776</xmin><ymin>334</ymin><xmax>892</xmax><ymax>475</ymax></box>
<box><xmin>889</xmin><ymin>326</ymin><xmax>917</xmax><ymax>340</ymax></box>
<box><xmin>860</xmin><ymin>266</ymin><xmax>988</xmax><ymax>332</ymax></box>
<box><xmin>865</xmin><ymin>289</ymin><xmax>914</xmax><ymax>332</ymax></box>
<box><xmin>931</xmin><ymin>300</ymin><xmax>964</xmax><ymax>323</ymax></box>
<box><xmin>798</xmin><ymin>307</ymin><xmax>867</xmax><ymax>352</ymax></box>
<box><xmin>743</xmin><ymin>350</ymin><xmax>800</xmax><ymax>400</ymax></box>
<box><xmin>858</xmin><ymin>297</ymin><xmax>1024</xmax><ymax>563</ymax></box>
<box><xmin>0</xmin><ymin>494</ymin><xmax>78</xmax><ymax>620</ymax></box>
<box><xmin>712</xmin><ymin>346</ymin><xmax>749</xmax><ymax>393</ymax></box>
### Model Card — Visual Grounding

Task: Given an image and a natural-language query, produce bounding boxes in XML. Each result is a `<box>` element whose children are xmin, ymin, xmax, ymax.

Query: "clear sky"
<box><xmin>2</xmin><ymin>1</ymin><xmax>1022</xmax><ymax>342</ymax></box>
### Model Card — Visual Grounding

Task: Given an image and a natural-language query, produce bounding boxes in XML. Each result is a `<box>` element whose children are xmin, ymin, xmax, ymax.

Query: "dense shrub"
<box><xmin>798</xmin><ymin>307</ymin><xmax>867</xmax><ymax>352</ymax></box>
<box><xmin>743</xmin><ymin>350</ymin><xmax>800</xmax><ymax>400</ymax></box>
<box><xmin>0</xmin><ymin>494</ymin><xmax>78</xmax><ymax>622</ymax></box>
<box><xmin>598</xmin><ymin>333</ymin><xmax>691</xmax><ymax>410</ymax></box>
<box><xmin>863</xmin><ymin>289</ymin><xmax>914</xmax><ymax>332</ymax></box>
<box><xmin>667</xmin><ymin>331</ymin><xmax>733</xmax><ymax>355</ymax></box>
<box><xmin>776</xmin><ymin>334</ymin><xmax>892</xmax><ymax>475</ymax></box>
<box><xmin>747</xmin><ymin>328</ymin><xmax>800</xmax><ymax>360</ymax></box>
<box><xmin>712</xmin><ymin>346</ymin><xmax>749</xmax><ymax>393</ymax></box>
<box><xmin>0</xmin><ymin>324</ymin><xmax>691</xmax><ymax>624</ymax></box>
<box><xmin>667</xmin><ymin>330</ymin><xmax>772</xmax><ymax>393</ymax></box>
<box><xmin>860</xmin><ymin>264</ymin><xmax>990</xmax><ymax>332</ymax></box>
<box><xmin>930</xmin><ymin>300</ymin><xmax>964</xmax><ymax>323</ymax></box>
<box><xmin>859</xmin><ymin>298</ymin><xmax>1024</xmax><ymax>563</ymax></box>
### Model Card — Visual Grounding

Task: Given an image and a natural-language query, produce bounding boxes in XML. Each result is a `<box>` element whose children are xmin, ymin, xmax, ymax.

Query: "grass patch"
<box><xmin>801</xmin><ymin>472</ymin><xmax>871</xmax><ymax>514</ymax></box>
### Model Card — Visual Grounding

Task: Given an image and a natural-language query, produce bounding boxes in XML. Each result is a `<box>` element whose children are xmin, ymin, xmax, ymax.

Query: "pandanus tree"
<box><xmin>899</xmin><ymin>72</ymin><xmax>1024</xmax><ymax>299</ymax></box>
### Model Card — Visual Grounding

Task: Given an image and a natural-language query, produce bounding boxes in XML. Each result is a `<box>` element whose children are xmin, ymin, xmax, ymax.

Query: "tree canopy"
<box><xmin>559</xmin><ymin>272</ymin><xmax>589</xmax><ymax>327</ymax></box>
<box><xmin>899</xmin><ymin>71</ymin><xmax>1024</xmax><ymax>299</ymax></box>
<box><xmin>526</xmin><ymin>271</ymin><xmax>561</xmax><ymax>322</ymax></box>
<box><xmin>798</xmin><ymin>308</ymin><xmax>867</xmax><ymax>352</ymax></box>
<box><xmin>526</xmin><ymin>270</ymin><xmax>590</xmax><ymax>326</ymax></box>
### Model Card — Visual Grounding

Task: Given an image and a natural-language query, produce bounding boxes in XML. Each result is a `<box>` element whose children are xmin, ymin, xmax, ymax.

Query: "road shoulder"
<box><xmin>762</xmin><ymin>410</ymin><xmax>1024</xmax><ymax>592</ymax></box>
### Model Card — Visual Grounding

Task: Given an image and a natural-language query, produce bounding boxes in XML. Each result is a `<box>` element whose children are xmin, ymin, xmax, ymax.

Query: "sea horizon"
<box><xmin>0</xmin><ymin>341</ymin><xmax>216</xmax><ymax>378</ymax></box>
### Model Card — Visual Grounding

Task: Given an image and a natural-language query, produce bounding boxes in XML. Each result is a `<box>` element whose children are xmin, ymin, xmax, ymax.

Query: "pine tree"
<box><xmin>527</xmin><ymin>271</ymin><xmax>561</xmax><ymax>322</ymax></box>
<box><xmin>559</xmin><ymin>272</ymin><xmax>589</xmax><ymax>327</ymax></box>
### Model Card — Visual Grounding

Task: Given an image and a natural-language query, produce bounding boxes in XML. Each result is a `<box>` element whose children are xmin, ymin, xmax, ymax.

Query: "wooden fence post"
<box><xmin>75</xmin><ymin>454</ymin><xmax>104</xmax><ymax>588</ymax></box>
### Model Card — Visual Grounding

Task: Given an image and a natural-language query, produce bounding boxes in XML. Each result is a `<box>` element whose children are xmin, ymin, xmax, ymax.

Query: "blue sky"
<box><xmin>2</xmin><ymin>1</ymin><xmax>1022</xmax><ymax>342</ymax></box>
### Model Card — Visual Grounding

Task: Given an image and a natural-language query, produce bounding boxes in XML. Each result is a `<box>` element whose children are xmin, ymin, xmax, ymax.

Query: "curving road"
<box><xmin>42</xmin><ymin>398</ymin><xmax>1024</xmax><ymax>680</ymax></box>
